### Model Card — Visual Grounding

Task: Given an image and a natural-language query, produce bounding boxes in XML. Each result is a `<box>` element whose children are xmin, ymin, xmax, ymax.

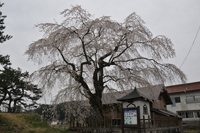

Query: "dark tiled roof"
<box><xmin>102</xmin><ymin>84</ymin><xmax>165</xmax><ymax>104</ymax></box>
<box><xmin>117</xmin><ymin>88</ymin><xmax>144</xmax><ymax>101</ymax></box>
<box><xmin>102</xmin><ymin>89</ymin><xmax>132</xmax><ymax>104</ymax></box>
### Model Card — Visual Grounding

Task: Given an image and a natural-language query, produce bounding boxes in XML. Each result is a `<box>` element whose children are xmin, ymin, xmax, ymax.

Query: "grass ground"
<box><xmin>0</xmin><ymin>113</ymin><xmax>76</xmax><ymax>133</ymax></box>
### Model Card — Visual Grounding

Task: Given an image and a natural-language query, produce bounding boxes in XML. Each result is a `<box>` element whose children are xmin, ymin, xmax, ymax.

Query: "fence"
<box><xmin>140</xmin><ymin>113</ymin><xmax>179</xmax><ymax>129</ymax></box>
<box><xmin>69</xmin><ymin>113</ymin><xmax>180</xmax><ymax>133</ymax></box>
<box><xmin>69</xmin><ymin>115</ymin><xmax>112</xmax><ymax>128</ymax></box>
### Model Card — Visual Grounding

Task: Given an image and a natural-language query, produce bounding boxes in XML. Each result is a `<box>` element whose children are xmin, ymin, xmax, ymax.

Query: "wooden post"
<box><xmin>121</xmin><ymin>108</ymin><xmax>124</xmax><ymax>133</ymax></box>
<box><xmin>143</xmin><ymin>115</ymin><xmax>145</xmax><ymax>129</ymax></box>
<box><xmin>95</xmin><ymin>117</ymin><xmax>97</xmax><ymax>127</ymax></box>
<box><xmin>153</xmin><ymin>113</ymin><xmax>155</xmax><ymax>128</ymax></box>
<box><xmin>100</xmin><ymin>117</ymin><xmax>102</xmax><ymax>128</ymax></box>
<box><xmin>110</xmin><ymin>116</ymin><xmax>112</xmax><ymax>127</ymax></box>
<box><xmin>148</xmin><ymin>115</ymin><xmax>150</xmax><ymax>128</ymax></box>
<box><xmin>143</xmin><ymin>115</ymin><xmax>146</xmax><ymax>133</ymax></box>
<box><xmin>92</xmin><ymin>117</ymin><xmax>94</xmax><ymax>127</ymax></box>
<box><xmin>137</xmin><ymin>106</ymin><xmax>141</xmax><ymax>133</ymax></box>
<box><xmin>104</xmin><ymin>115</ymin><xmax>106</xmax><ymax>128</ymax></box>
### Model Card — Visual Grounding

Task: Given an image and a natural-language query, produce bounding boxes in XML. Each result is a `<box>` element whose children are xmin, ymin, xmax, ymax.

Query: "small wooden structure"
<box><xmin>118</xmin><ymin>86</ymin><xmax>183</xmax><ymax>133</ymax></box>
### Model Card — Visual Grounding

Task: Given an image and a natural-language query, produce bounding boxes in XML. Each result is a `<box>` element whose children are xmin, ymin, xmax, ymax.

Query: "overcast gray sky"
<box><xmin>1</xmin><ymin>0</ymin><xmax>200</xmax><ymax>85</ymax></box>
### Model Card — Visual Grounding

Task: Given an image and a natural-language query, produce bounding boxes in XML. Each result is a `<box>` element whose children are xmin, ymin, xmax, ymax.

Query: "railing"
<box><xmin>69</xmin><ymin>115</ymin><xmax>113</xmax><ymax>128</ymax></box>
<box><xmin>186</xmin><ymin>96</ymin><xmax>200</xmax><ymax>104</ymax></box>
<box><xmin>69</xmin><ymin>113</ymin><xmax>180</xmax><ymax>130</ymax></box>
<box><xmin>186</xmin><ymin>99</ymin><xmax>200</xmax><ymax>103</ymax></box>
<box><xmin>140</xmin><ymin>113</ymin><xmax>179</xmax><ymax>129</ymax></box>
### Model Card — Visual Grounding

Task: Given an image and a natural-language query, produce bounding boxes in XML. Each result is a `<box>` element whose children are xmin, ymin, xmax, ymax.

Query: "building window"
<box><xmin>193</xmin><ymin>111</ymin><xmax>200</xmax><ymax>118</ymax></box>
<box><xmin>186</xmin><ymin>95</ymin><xmax>200</xmax><ymax>103</ymax></box>
<box><xmin>143</xmin><ymin>104</ymin><xmax>148</xmax><ymax>114</ymax></box>
<box><xmin>171</xmin><ymin>98</ymin><xmax>176</xmax><ymax>107</ymax></box>
<box><xmin>197</xmin><ymin>111</ymin><xmax>200</xmax><ymax>118</ymax></box>
<box><xmin>171</xmin><ymin>97</ymin><xmax>180</xmax><ymax>107</ymax></box>
<box><xmin>178</xmin><ymin>111</ymin><xmax>200</xmax><ymax>118</ymax></box>
<box><xmin>178</xmin><ymin>112</ymin><xmax>186</xmax><ymax>118</ymax></box>
<box><xmin>175</xmin><ymin>97</ymin><xmax>181</xmax><ymax>103</ymax></box>
<box><xmin>195</xmin><ymin>96</ymin><xmax>200</xmax><ymax>101</ymax></box>
<box><xmin>187</xmin><ymin>112</ymin><xmax>194</xmax><ymax>118</ymax></box>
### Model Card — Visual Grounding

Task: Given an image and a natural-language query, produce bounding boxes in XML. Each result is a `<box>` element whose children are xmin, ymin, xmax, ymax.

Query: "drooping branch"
<box><xmin>54</xmin><ymin>47</ymin><xmax>76</xmax><ymax>71</ymax></box>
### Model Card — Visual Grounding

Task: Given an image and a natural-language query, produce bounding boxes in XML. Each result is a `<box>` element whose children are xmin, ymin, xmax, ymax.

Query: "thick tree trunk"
<box><xmin>88</xmin><ymin>60</ymin><xmax>105</xmax><ymax>118</ymax></box>
<box><xmin>0</xmin><ymin>91</ymin><xmax>7</xmax><ymax>106</ymax></box>
<box><xmin>89</xmin><ymin>93</ymin><xmax>104</xmax><ymax>118</ymax></box>
<box><xmin>13</xmin><ymin>101</ymin><xmax>17</xmax><ymax>113</ymax></box>
<box><xmin>8</xmin><ymin>100</ymin><xmax>12</xmax><ymax>112</ymax></box>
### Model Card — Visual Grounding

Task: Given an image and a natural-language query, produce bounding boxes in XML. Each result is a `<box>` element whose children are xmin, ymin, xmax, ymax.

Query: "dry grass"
<box><xmin>0</xmin><ymin>113</ymin><xmax>76</xmax><ymax>133</ymax></box>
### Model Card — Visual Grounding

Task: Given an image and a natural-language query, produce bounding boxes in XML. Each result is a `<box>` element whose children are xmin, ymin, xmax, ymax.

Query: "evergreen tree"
<box><xmin>0</xmin><ymin>2</ymin><xmax>12</xmax><ymax>43</ymax></box>
<box><xmin>0</xmin><ymin>2</ymin><xmax>12</xmax><ymax>66</ymax></box>
<box><xmin>0</xmin><ymin>66</ymin><xmax>42</xmax><ymax>112</ymax></box>
<box><xmin>0</xmin><ymin>55</ymin><xmax>11</xmax><ymax>66</ymax></box>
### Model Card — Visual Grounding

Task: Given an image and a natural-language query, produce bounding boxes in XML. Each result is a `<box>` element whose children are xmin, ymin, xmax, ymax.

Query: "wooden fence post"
<box><xmin>104</xmin><ymin>115</ymin><xmax>106</xmax><ymax>128</ymax></box>
<box><xmin>143</xmin><ymin>115</ymin><xmax>145</xmax><ymax>129</ymax></box>
<box><xmin>143</xmin><ymin>115</ymin><xmax>146</xmax><ymax>133</ymax></box>
<box><xmin>153</xmin><ymin>113</ymin><xmax>155</xmax><ymax>128</ymax></box>
<box><xmin>138</xmin><ymin>106</ymin><xmax>141</xmax><ymax>133</ymax></box>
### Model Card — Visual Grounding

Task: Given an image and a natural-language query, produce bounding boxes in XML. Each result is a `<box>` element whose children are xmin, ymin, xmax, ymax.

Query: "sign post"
<box><xmin>121</xmin><ymin>106</ymin><xmax>141</xmax><ymax>133</ymax></box>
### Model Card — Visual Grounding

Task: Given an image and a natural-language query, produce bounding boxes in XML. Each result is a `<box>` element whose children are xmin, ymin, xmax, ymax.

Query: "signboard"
<box><xmin>121</xmin><ymin>107</ymin><xmax>141</xmax><ymax>133</ymax></box>
<box><xmin>124</xmin><ymin>109</ymin><xmax>137</xmax><ymax>125</ymax></box>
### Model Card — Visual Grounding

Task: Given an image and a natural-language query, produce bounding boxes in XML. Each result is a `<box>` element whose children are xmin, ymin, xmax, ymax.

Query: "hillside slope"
<box><xmin>0</xmin><ymin>113</ymin><xmax>68</xmax><ymax>133</ymax></box>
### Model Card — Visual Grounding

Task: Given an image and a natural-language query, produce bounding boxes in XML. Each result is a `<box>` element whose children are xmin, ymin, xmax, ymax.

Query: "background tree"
<box><xmin>0</xmin><ymin>66</ymin><xmax>42</xmax><ymax>112</ymax></box>
<box><xmin>0</xmin><ymin>2</ymin><xmax>12</xmax><ymax>43</ymax></box>
<box><xmin>35</xmin><ymin>102</ymin><xmax>91</xmax><ymax>122</ymax></box>
<box><xmin>0</xmin><ymin>55</ymin><xmax>11</xmax><ymax>108</ymax></box>
<box><xmin>25</xmin><ymin>6</ymin><xmax>186</xmax><ymax>117</ymax></box>
<box><xmin>0</xmin><ymin>55</ymin><xmax>11</xmax><ymax>66</ymax></box>
<box><xmin>0</xmin><ymin>2</ymin><xmax>12</xmax><ymax>66</ymax></box>
<box><xmin>35</xmin><ymin>104</ymin><xmax>53</xmax><ymax>120</ymax></box>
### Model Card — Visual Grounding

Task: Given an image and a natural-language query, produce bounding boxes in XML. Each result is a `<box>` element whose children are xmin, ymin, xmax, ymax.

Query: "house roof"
<box><xmin>160</xmin><ymin>88</ymin><xmax>173</xmax><ymax>104</ymax></box>
<box><xmin>117</xmin><ymin>88</ymin><xmax>145</xmax><ymax>101</ymax></box>
<box><xmin>102</xmin><ymin>84</ymin><xmax>167</xmax><ymax>104</ymax></box>
<box><xmin>102</xmin><ymin>89</ymin><xmax>132</xmax><ymax>104</ymax></box>
<box><xmin>166</xmin><ymin>81</ymin><xmax>200</xmax><ymax>94</ymax></box>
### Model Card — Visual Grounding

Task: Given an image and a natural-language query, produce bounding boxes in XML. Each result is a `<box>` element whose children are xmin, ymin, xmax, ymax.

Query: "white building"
<box><xmin>51</xmin><ymin>119</ymin><xmax>59</xmax><ymax>125</ymax></box>
<box><xmin>166</xmin><ymin>81</ymin><xmax>200</xmax><ymax>124</ymax></box>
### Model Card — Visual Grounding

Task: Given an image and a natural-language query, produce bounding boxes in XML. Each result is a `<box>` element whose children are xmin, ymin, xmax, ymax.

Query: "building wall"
<box><xmin>167</xmin><ymin>91</ymin><xmax>200</xmax><ymax>113</ymax></box>
<box><xmin>123</xmin><ymin>100</ymin><xmax>150</xmax><ymax>119</ymax></box>
<box><xmin>152</xmin><ymin>95</ymin><xmax>167</xmax><ymax>110</ymax></box>
<box><xmin>167</xmin><ymin>91</ymin><xmax>200</xmax><ymax>124</ymax></box>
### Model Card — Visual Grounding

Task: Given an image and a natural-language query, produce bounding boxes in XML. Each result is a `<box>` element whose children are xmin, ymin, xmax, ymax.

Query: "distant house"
<box><xmin>166</xmin><ymin>81</ymin><xmax>200</xmax><ymax>125</ymax></box>
<box><xmin>51</xmin><ymin>119</ymin><xmax>59</xmax><ymax>125</ymax></box>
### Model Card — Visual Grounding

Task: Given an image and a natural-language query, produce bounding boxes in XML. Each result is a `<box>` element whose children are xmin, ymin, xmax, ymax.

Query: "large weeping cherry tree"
<box><xmin>25</xmin><ymin>5</ymin><xmax>186</xmax><ymax>118</ymax></box>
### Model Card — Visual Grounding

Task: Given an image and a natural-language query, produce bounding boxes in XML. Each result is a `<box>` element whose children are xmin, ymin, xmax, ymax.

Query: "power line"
<box><xmin>179</xmin><ymin>26</ymin><xmax>200</xmax><ymax>68</ymax></box>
